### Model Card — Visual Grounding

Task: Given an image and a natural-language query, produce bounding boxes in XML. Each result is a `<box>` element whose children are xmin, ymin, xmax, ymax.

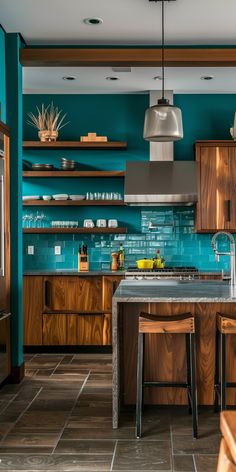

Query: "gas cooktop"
<box><xmin>127</xmin><ymin>266</ymin><xmax>198</xmax><ymax>273</ymax></box>
<box><xmin>125</xmin><ymin>266</ymin><xmax>199</xmax><ymax>280</ymax></box>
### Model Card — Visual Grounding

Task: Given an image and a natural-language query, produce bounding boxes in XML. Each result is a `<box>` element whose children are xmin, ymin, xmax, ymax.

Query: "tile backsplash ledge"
<box><xmin>23</xmin><ymin>208</ymin><xmax>232</xmax><ymax>272</ymax></box>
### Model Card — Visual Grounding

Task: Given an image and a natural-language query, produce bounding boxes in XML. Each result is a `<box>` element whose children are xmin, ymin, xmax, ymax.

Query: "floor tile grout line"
<box><xmin>0</xmin><ymin>387</ymin><xmax>43</xmax><ymax>443</ymax></box>
<box><xmin>193</xmin><ymin>454</ymin><xmax>198</xmax><ymax>472</ymax></box>
<box><xmin>109</xmin><ymin>439</ymin><xmax>118</xmax><ymax>472</ymax></box>
<box><xmin>50</xmin><ymin>369</ymin><xmax>91</xmax><ymax>454</ymax></box>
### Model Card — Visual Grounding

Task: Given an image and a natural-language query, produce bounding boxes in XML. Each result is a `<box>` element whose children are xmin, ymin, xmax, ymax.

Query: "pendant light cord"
<box><xmin>161</xmin><ymin>0</ymin><xmax>165</xmax><ymax>101</ymax></box>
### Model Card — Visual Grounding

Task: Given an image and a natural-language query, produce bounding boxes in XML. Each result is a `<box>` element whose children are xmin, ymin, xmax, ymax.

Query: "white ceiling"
<box><xmin>1</xmin><ymin>0</ymin><xmax>236</xmax><ymax>46</ymax></box>
<box><xmin>23</xmin><ymin>67</ymin><xmax>236</xmax><ymax>94</ymax></box>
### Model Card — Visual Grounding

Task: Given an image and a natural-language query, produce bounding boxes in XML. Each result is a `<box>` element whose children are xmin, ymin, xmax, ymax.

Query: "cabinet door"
<box><xmin>44</xmin><ymin>276</ymin><xmax>103</xmax><ymax>313</ymax></box>
<box><xmin>67</xmin><ymin>314</ymin><xmax>111</xmax><ymax>345</ymax></box>
<box><xmin>102</xmin><ymin>276</ymin><xmax>123</xmax><ymax>312</ymax></box>
<box><xmin>198</xmin><ymin>146</ymin><xmax>229</xmax><ymax>231</ymax></box>
<box><xmin>43</xmin><ymin>314</ymin><xmax>67</xmax><ymax>345</ymax></box>
<box><xmin>0</xmin><ymin>124</ymin><xmax>10</xmax><ymax>312</ymax></box>
<box><xmin>228</xmin><ymin>147</ymin><xmax>236</xmax><ymax>230</ymax></box>
<box><xmin>24</xmin><ymin>276</ymin><xmax>43</xmax><ymax>345</ymax></box>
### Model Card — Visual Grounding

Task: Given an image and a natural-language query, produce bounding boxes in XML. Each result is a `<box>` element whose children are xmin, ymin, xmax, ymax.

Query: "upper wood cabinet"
<box><xmin>196</xmin><ymin>141</ymin><xmax>236</xmax><ymax>232</ymax></box>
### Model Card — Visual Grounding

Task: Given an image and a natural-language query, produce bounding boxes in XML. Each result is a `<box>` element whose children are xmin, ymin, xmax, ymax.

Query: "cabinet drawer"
<box><xmin>43</xmin><ymin>314</ymin><xmax>67</xmax><ymax>345</ymax></box>
<box><xmin>43</xmin><ymin>276</ymin><xmax>103</xmax><ymax>313</ymax></box>
<box><xmin>67</xmin><ymin>313</ymin><xmax>112</xmax><ymax>345</ymax></box>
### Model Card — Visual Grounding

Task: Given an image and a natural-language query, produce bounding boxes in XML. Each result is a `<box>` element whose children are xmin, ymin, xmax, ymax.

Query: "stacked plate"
<box><xmin>69</xmin><ymin>195</ymin><xmax>85</xmax><ymax>201</ymax></box>
<box><xmin>60</xmin><ymin>158</ymin><xmax>76</xmax><ymax>170</ymax></box>
<box><xmin>52</xmin><ymin>194</ymin><xmax>69</xmax><ymax>201</ymax></box>
<box><xmin>32</xmin><ymin>163</ymin><xmax>54</xmax><ymax>171</ymax></box>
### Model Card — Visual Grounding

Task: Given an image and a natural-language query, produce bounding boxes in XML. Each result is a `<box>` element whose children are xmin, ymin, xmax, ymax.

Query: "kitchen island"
<box><xmin>112</xmin><ymin>280</ymin><xmax>236</xmax><ymax>428</ymax></box>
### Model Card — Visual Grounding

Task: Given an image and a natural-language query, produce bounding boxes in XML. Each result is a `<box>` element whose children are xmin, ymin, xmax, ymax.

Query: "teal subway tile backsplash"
<box><xmin>23</xmin><ymin>208</ymin><xmax>233</xmax><ymax>272</ymax></box>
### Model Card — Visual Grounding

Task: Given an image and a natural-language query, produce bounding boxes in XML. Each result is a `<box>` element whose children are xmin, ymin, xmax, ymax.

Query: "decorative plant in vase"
<box><xmin>27</xmin><ymin>102</ymin><xmax>69</xmax><ymax>142</ymax></box>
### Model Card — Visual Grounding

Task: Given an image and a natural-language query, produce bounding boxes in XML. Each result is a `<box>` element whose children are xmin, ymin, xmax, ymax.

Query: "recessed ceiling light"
<box><xmin>62</xmin><ymin>76</ymin><xmax>76</xmax><ymax>81</ymax></box>
<box><xmin>106</xmin><ymin>76</ymin><xmax>119</xmax><ymax>81</ymax></box>
<box><xmin>200</xmin><ymin>75</ymin><xmax>214</xmax><ymax>81</ymax></box>
<box><xmin>83</xmin><ymin>17</ymin><xmax>103</xmax><ymax>25</ymax></box>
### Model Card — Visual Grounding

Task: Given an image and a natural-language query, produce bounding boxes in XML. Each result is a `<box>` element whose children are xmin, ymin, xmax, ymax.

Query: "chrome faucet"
<box><xmin>211</xmin><ymin>231</ymin><xmax>236</xmax><ymax>291</ymax></box>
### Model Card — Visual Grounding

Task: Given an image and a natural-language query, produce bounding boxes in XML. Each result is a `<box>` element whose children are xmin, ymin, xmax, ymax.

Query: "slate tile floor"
<box><xmin>0</xmin><ymin>353</ymin><xmax>220</xmax><ymax>471</ymax></box>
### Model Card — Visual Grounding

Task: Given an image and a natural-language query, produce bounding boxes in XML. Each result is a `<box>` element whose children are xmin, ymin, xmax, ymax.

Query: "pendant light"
<box><xmin>143</xmin><ymin>0</ymin><xmax>183</xmax><ymax>142</ymax></box>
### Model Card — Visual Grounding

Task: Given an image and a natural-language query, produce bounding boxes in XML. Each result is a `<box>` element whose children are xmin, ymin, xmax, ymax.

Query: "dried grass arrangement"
<box><xmin>27</xmin><ymin>102</ymin><xmax>69</xmax><ymax>142</ymax></box>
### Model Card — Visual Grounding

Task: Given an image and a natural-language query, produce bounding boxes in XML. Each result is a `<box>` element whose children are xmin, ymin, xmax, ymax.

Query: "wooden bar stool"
<box><xmin>214</xmin><ymin>313</ymin><xmax>236</xmax><ymax>411</ymax></box>
<box><xmin>217</xmin><ymin>411</ymin><xmax>236</xmax><ymax>471</ymax></box>
<box><xmin>136</xmin><ymin>312</ymin><xmax>198</xmax><ymax>439</ymax></box>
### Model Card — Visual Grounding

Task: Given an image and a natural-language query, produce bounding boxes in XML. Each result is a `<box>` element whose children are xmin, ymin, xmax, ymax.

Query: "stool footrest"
<box><xmin>144</xmin><ymin>381</ymin><xmax>188</xmax><ymax>388</ymax></box>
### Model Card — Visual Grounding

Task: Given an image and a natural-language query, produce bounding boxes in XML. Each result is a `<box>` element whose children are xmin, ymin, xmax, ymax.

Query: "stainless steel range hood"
<box><xmin>124</xmin><ymin>161</ymin><xmax>197</xmax><ymax>206</ymax></box>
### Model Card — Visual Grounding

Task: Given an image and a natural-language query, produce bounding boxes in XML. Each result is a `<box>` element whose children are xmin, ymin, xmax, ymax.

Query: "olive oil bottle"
<box><xmin>118</xmin><ymin>243</ymin><xmax>125</xmax><ymax>270</ymax></box>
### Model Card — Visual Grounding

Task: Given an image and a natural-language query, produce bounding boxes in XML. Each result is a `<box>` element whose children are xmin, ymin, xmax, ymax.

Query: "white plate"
<box><xmin>52</xmin><ymin>194</ymin><xmax>68</xmax><ymax>198</ymax></box>
<box><xmin>23</xmin><ymin>195</ymin><xmax>40</xmax><ymax>200</ymax></box>
<box><xmin>69</xmin><ymin>195</ymin><xmax>85</xmax><ymax>200</ymax></box>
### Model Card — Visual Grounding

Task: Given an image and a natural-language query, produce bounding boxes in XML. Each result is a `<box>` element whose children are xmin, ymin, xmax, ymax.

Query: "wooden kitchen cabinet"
<box><xmin>44</xmin><ymin>276</ymin><xmax>103</xmax><ymax>313</ymax></box>
<box><xmin>43</xmin><ymin>314</ymin><xmax>67</xmax><ymax>345</ymax></box>
<box><xmin>24</xmin><ymin>276</ymin><xmax>43</xmax><ymax>345</ymax></box>
<box><xmin>67</xmin><ymin>313</ymin><xmax>111</xmax><ymax>345</ymax></box>
<box><xmin>24</xmin><ymin>274</ymin><xmax>123</xmax><ymax>346</ymax></box>
<box><xmin>196</xmin><ymin>141</ymin><xmax>236</xmax><ymax>232</ymax></box>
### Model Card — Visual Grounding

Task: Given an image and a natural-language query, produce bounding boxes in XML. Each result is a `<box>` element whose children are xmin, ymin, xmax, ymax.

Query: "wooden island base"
<box><xmin>119</xmin><ymin>302</ymin><xmax>236</xmax><ymax>406</ymax></box>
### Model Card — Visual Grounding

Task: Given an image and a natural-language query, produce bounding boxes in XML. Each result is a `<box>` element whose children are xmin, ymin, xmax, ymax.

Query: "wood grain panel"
<box><xmin>43</xmin><ymin>276</ymin><xmax>103</xmax><ymax>313</ymax></box>
<box><xmin>42</xmin><ymin>314</ymin><xmax>67</xmax><ymax>345</ymax></box>
<box><xmin>76</xmin><ymin>315</ymin><xmax>104</xmax><ymax>345</ymax></box>
<box><xmin>102</xmin><ymin>276</ymin><xmax>124</xmax><ymax>312</ymax></box>
<box><xmin>0</xmin><ymin>126</ymin><xmax>10</xmax><ymax>311</ymax></box>
<box><xmin>220</xmin><ymin>411</ymin><xmax>236</xmax><ymax>466</ymax></box>
<box><xmin>102</xmin><ymin>314</ymin><xmax>112</xmax><ymax>345</ymax></box>
<box><xmin>23</xmin><ymin>276</ymin><xmax>43</xmax><ymax>345</ymax></box>
<box><xmin>228</xmin><ymin>147</ymin><xmax>236</xmax><ymax>231</ymax></box>
<box><xmin>121</xmin><ymin>302</ymin><xmax>236</xmax><ymax>406</ymax></box>
<box><xmin>20</xmin><ymin>48</ymin><xmax>236</xmax><ymax>67</ymax></box>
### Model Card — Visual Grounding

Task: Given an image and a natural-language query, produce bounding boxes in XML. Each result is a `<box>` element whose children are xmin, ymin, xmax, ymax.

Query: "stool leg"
<box><xmin>214</xmin><ymin>329</ymin><xmax>220</xmax><ymax>412</ymax></box>
<box><xmin>220</xmin><ymin>333</ymin><xmax>226</xmax><ymax>411</ymax></box>
<box><xmin>186</xmin><ymin>334</ymin><xmax>192</xmax><ymax>414</ymax></box>
<box><xmin>189</xmin><ymin>333</ymin><xmax>198</xmax><ymax>439</ymax></box>
<box><xmin>142</xmin><ymin>333</ymin><xmax>145</xmax><ymax>413</ymax></box>
<box><xmin>136</xmin><ymin>332</ymin><xmax>144</xmax><ymax>439</ymax></box>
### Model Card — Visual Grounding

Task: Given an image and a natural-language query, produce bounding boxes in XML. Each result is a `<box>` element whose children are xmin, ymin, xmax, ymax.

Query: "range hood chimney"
<box><xmin>124</xmin><ymin>91</ymin><xmax>197</xmax><ymax>206</ymax></box>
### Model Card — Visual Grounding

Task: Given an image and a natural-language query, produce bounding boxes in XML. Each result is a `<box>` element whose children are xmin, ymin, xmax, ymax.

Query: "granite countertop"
<box><xmin>113</xmin><ymin>279</ymin><xmax>236</xmax><ymax>302</ymax></box>
<box><xmin>24</xmin><ymin>270</ymin><xmax>125</xmax><ymax>276</ymax></box>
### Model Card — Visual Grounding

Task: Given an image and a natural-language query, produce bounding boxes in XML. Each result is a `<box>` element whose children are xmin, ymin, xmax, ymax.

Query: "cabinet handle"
<box><xmin>112</xmin><ymin>281</ymin><xmax>118</xmax><ymax>295</ymax></box>
<box><xmin>44</xmin><ymin>280</ymin><xmax>51</xmax><ymax>309</ymax></box>
<box><xmin>226</xmin><ymin>200</ymin><xmax>231</xmax><ymax>222</ymax></box>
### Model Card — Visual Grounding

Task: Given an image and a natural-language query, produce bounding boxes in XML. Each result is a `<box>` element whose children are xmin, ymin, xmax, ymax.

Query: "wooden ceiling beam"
<box><xmin>20</xmin><ymin>47</ymin><xmax>236</xmax><ymax>67</ymax></box>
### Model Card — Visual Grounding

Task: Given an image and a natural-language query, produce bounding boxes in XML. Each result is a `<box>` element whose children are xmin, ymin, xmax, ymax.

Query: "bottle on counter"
<box><xmin>155</xmin><ymin>249</ymin><xmax>165</xmax><ymax>269</ymax></box>
<box><xmin>118</xmin><ymin>243</ymin><xmax>125</xmax><ymax>271</ymax></box>
<box><xmin>111</xmin><ymin>252</ymin><xmax>119</xmax><ymax>271</ymax></box>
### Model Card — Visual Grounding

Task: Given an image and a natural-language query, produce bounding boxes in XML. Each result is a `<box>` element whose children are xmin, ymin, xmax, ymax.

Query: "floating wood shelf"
<box><xmin>22</xmin><ymin>170</ymin><xmax>125</xmax><ymax>178</ymax></box>
<box><xmin>23</xmin><ymin>199</ymin><xmax>125</xmax><ymax>206</ymax></box>
<box><xmin>23</xmin><ymin>141</ymin><xmax>127</xmax><ymax>150</ymax></box>
<box><xmin>23</xmin><ymin>227</ymin><xmax>128</xmax><ymax>234</ymax></box>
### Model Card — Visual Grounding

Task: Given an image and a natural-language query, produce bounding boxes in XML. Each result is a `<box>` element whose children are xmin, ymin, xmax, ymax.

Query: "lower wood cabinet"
<box><xmin>43</xmin><ymin>313</ymin><xmax>112</xmax><ymax>346</ymax></box>
<box><xmin>24</xmin><ymin>275</ymin><xmax>123</xmax><ymax>346</ymax></box>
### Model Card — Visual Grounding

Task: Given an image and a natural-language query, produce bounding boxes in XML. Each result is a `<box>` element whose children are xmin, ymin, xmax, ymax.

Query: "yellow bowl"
<box><xmin>136</xmin><ymin>259</ymin><xmax>154</xmax><ymax>269</ymax></box>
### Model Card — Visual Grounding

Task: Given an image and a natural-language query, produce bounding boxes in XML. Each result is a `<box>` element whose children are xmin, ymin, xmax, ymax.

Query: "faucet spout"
<box><xmin>211</xmin><ymin>231</ymin><xmax>236</xmax><ymax>289</ymax></box>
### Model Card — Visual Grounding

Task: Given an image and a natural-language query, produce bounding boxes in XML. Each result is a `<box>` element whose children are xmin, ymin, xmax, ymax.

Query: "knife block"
<box><xmin>78</xmin><ymin>254</ymin><xmax>89</xmax><ymax>272</ymax></box>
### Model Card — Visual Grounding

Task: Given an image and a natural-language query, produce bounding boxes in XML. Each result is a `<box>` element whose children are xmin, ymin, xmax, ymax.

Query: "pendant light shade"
<box><xmin>143</xmin><ymin>99</ymin><xmax>183</xmax><ymax>142</ymax></box>
<box><xmin>143</xmin><ymin>0</ymin><xmax>183</xmax><ymax>142</ymax></box>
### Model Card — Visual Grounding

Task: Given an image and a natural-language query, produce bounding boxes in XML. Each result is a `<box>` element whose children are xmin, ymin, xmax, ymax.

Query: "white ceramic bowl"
<box><xmin>42</xmin><ymin>195</ymin><xmax>52</xmax><ymax>201</ymax></box>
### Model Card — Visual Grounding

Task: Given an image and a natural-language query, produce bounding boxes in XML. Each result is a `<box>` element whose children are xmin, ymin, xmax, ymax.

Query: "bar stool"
<box><xmin>136</xmin><ymin>312</ymin><xmax>198</xmax><ymax>439</ymax></box>
<box><xmin>214</xmin><ymin>312</ymin><xmax>236</xmax><ymax>411</ymax></box>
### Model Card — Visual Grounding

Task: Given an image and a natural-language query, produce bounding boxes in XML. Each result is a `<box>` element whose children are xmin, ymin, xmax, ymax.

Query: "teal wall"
<box><xmin>0</xmin><ymin>26</ymin><xmax>6</xmax><ymax>122</ymax></box>
<box><xmin>6</xmin><ymin>34</ymin><xmax>23</xmax><ymax>369</ymax></box>
<box><xmin>23</xmin><ymin>93</ymin><xmax>236</xmax><ymax>272</ymax></box>
<box><xmin>175</xmin><ymin>94</ymin><xmax>236</xmax><ymax>160</ymax></box>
